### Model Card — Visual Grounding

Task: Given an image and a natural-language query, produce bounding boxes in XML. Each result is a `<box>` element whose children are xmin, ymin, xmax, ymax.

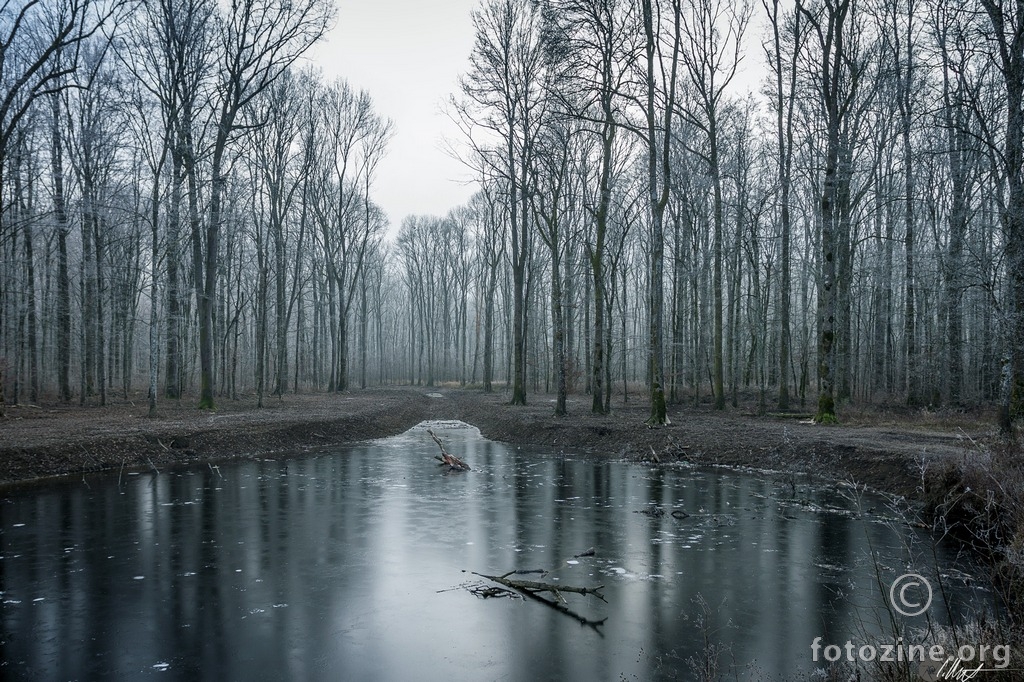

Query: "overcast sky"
<box><xmin>307</xmin><ymin>1</ymin><xmax>767</xmax><ymax>234</ymax></box>
<box><xmin>309</xmin><ymin>0</ymin><xmax>481</xmax><ymax>232</ymax></box>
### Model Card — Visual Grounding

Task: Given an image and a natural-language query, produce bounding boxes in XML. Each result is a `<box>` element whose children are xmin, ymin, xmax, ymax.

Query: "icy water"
<box><xmin>0</xmin><ymin>421</ymin><xmax>992</xmax><ymax>680</ymax></box>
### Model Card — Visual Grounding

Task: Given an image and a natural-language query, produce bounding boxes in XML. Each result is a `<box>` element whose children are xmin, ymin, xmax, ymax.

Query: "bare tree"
<box><xmin>308</xmin><ymin>79</ymin><xmax>391</xmax><ymax>392</ymax></box>
<box><xmin>48</xmin><ymin>91</ymin><xmax>73</xmax><ymax>402</ymax></box>
<box><xmin>244</xmin><ymin>70</ymin><xmax>305</xmax><ymax>401</ymax></box>
<box><xmin>472</xmin><ymin>184</ymin><xmax>507</xmax><ymax>393</ymax></box>
<box><xmin>979</xmin><ymin>0</ymin><xmax>1024</xmax><ymax>433</ymax></box>
<box><xmin>528</xmin><ymin>104</ymin><xmax>579</xmax><ymax>415</ymax></box>
<box><xmin>119</xmin><ymin>0</ymin><xmax>215</xmax><ymax>401</ymax></box>
<box><xmin>931</xmin><ymin>0</ymin><xmax>980</xmax><ymax>406</ymax></box>
<box><xmin>640</xmin><ymin>0</ymin><xmax>682</xmax><ymax>424</ymax></box>
<box><xmin>0</xmin><ymin>0</ymin><xmax>117</xmax><ymax>405</ymax></box>
<box><xmin>195</xmin><ymin>0</ymin><xmax>331</xmax><ymax>408</ymax></box>
<box><xmin>796</xmin><ymin>0</ymin><xmax>865</xmax><ymax>422</ymax></box>
<box><xmin>459</xmin><ymin>0</ymin><xmax>551</xmax><ymax>406</ymax></box>
<box><xmin>676</xmin><ymin>0</ymin><xmax>752</xmax><ymax>411</ymax></box>
<box><xmin>1</xmin><ymin>0</ymin><xmax>116</xmax><ymax>217</ymax></box>
<box><xmin>545</xmin><ymin>0</ymin><xmax>638</xmax><ymax>414</ymax></box>
<box><xmin>763</xmin><ymin>0</ymin><xmax>803</xmax><ymax>411</ymax></box>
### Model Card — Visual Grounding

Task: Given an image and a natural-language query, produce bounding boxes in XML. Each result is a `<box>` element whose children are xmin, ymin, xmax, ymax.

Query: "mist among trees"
<box><xmin>1</xmin><ymin>0</ymin><xmax>1023</xmax><ymax>432</ymax></box>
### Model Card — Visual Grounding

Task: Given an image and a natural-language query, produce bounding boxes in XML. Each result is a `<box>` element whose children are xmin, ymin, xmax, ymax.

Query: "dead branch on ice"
<box><xmin>427</xmin><ymin>428</ymin><xmax>471</xmax><ymax>471</ymax></box>
<box><xmin>473</xmin><ymin>571</ymin><xmax>607</xmax><ymax>629</ymax></box>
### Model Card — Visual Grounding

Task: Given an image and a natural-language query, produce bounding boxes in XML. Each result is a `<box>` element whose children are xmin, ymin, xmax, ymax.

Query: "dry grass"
<box><xmin>918</xmin><ymin>437</ymin><xmax>1024</xmax><ymax>681</ymax></box>
<box><xmin>838</xmin><ymin>402</ymin><xmax>999</xmax><ymax>432</ymax></box>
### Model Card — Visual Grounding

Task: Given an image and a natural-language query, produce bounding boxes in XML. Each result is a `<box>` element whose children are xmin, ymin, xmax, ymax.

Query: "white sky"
<box><xmin>308</xmin><ymin>0</ymin><xmax>482</xmax><ymax>231</ymax></box>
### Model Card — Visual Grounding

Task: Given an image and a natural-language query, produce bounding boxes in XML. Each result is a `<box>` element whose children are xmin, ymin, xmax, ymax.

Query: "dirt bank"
<box><xmin>0</xmin><ymin>387</ymin><xmax>996</xmax><ymax>498</ymax></box>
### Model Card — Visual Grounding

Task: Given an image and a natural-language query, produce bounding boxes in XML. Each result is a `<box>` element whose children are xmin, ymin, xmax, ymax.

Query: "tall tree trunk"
<box><xmin>835</xmin><ymin>149</ymin><xmax>854</xmax><ymax>404</ymax></box>
<box><xmin>327</xmin><ymin>268</ymin><xmax>338</xmax><ymax>390</ymax></box>
<box><xmin>256</xmin><ymin>242</ymin><xmax>269</xmax><ymax>408</ymax></box>
<box><xmin>337</xmin><ymin>278</ymin><xmax>349</xmax><ymax>392</ymax></box>
<box><xmin>16</xmin><ymin>160</ymin><xmax>38</xmax><ymax>403</ymax></box>
<box><xmin>484</xmin><ymin>261</ymin><xmax>497</xmax><ymax>393</ymax></box>
<box><xmin>274</xmin><ymin>216</ymin><xmax>288</xmax><ymax>395</ymax></box>
<box><xmin>900</xmin><ymin>16</ymin><xmax>918</xmax><ymax>407</ymax></box>
<box><xmin>978</xmin><ymin>1</ymin><xmax>1024</xmax><ymax>432</ymax></box>
<box><xmin>870</xmin><ymin>164</ymin><xmax>887</xmax><ymax>397</ymax></box>
<box><xmin>642</xmin><ymin>0</ymin><xmax>678</xmax><ymax>425</ymax></box>
<box><xmin>197</xmin><ymin>163</ymin><xmax>223</xmax><ymax>409</ymax></box>
<box><xmin>81</xmin><ymin>178</ymin><xmax>96</xmax><ymax>399</ymax></box>
<box><xmin>818</xmin><ymin>139</ymin><xmax>839</xmax><ymax>423</ymax></box>
<box><xmin>360</xmin><ymin>271</ymin><xmax>369</xmax><ymax>389</ymax></box>
<box><xmin>165</xmin><ymin>154</ymin><xmax>183</xmax><ymax>399</ymax></box>
<box><xmin>51</xmin><ymin>95</ymin><xmax>72</xmax><ymax>402</ymax></box>
<box><xmin>671</xmin><ymin>212</ymin><xmax>687</xmax><ymax>402</ymax></box>
<box><xmin>711</xmin><ymin>129</ymin><xmax>726</xmax><ymax>410</ymax></box>
<box><xmin>510</xmin><ymin>162</ymin><xmax>529</xmax><ymax>406</ymax></box>
<box><xmin>590</xmin><ymin>89</ymin><xmax>615</xmax><ymax>415</ymax></box>
<box><xmin>604</xmin><ymin>266</ymin><xmax>614</xmax><ymax>410</ymax></box>
<box><xmin>551</xmin><ymin>231</ymin><xmax>567</xmax><ymax>416</ymax></box>
<box><xmin>769</xmin><ymin>0</ymin><xmax>798</xmax><ymax>411</ymax></box>
<box><xmin>942</xmin><ymin>60</ymin><xmax>968</xmax><ymax>405</ymax></box>
<box><xmin>799</xmin><ymin>0</ymin><xmax>855</xmax><ymax>423</ymax></box>
<box><xmin>565</xmin><ymin>240</ymin><xmax>576</xmax><ymax>394</ymax></box>
<box><xmin>148</xmin><ymin>170</ymin><xmax>160</xmax><ymax>417</ymax></box>
<box><xmin>94</xmin><ymin>212</ymin><xmax>107</xmax><ymax>406</ymax></box>
<box><xmin>730</xmin><ymin>201</ymin><xmax>743</xmax><ymax>408</ymax></box>
<box><xmin>508</xmin><ymin>127</ymin><xmax>527</xmax><ymax>405</ymax></box>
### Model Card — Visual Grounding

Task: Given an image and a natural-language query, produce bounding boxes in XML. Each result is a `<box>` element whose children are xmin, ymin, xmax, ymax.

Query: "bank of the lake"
<box><xmin>0</xmin><ymin>388</ymin><xmax>996</xmax><ymax>497</ymax></box>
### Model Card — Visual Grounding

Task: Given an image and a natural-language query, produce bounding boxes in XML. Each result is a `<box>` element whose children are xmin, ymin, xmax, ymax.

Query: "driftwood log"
<box><xmin>427</xmin><ymin>429</ymin><xmax>471</xmax><ymax>471</ymax></box>
<box><xmin>473</xmin><ymin>571</ymin><xmax>607</xmax><ymax>629</ymax></box>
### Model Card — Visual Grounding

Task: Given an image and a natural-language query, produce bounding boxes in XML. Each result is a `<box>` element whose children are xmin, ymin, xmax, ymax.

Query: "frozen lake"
<box><xmin>0</xmin><ymin>421</ymin><xmax>991</xmax><ymax>680</ymax></box>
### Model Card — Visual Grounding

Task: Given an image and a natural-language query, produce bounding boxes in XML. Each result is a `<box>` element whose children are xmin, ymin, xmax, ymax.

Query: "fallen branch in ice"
<box><xmin>427</xmin><ymin>429</ymin><xmax>471</xmax><ymax>471</ymax></box>
<box><xmin>634</xmin><ymin>506</ymin><xmax>689</xmax><ymax>519</ymax></box>
<box><xmin>468</xmin><ymin>582</ymin><xmax>521</xmax><ymax>599</ymax></box>
<box><xmin>472</xmin><ymin>571</ymin><xmax>607</xmax><ymax>630</ymax></box>
<box><xmin>439</xmin><ymin>581</ymin><xmax>522</xmax><ymax>599</ymax></box>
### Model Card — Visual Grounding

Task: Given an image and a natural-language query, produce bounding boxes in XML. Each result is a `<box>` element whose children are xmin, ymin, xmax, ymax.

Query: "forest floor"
<box><xmin>0</xmin><ymin>385</ymin><xmax>1004</xmax><ymax>499</ymax></box>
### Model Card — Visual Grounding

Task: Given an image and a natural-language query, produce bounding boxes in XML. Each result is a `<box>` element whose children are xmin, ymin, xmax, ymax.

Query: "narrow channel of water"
<box><xmin>0</xmin><ymin>421</ymin><xmax>991</xmax><ymax>680</ymax></box>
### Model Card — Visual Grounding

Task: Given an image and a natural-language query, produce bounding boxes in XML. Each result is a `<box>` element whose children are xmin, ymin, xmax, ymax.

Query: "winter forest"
<box><xmin>2</xmin><ymin>0</ymin><xmax>1024</xmax><ymax>432</ymax></box>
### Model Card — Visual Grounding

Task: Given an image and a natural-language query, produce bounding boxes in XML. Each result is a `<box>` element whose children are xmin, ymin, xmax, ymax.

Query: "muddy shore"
<box><xmin>0</xmin><ymin>387</ymin><xmax>995</xmax><ymax>499</ymax></box>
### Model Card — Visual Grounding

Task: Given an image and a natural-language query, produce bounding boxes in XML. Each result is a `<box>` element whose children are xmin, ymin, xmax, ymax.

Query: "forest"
<box><xmin>1</xmin><ymin>0</ymin><xmax>1023</xmax><ymax>433</ymax></box>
